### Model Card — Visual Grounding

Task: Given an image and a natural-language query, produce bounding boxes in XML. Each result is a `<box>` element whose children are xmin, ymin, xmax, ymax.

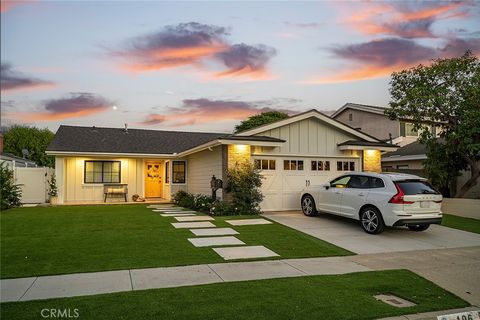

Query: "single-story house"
<box><xmin>46</xmin><ymin>109</ymin><xmax>397</xmax><ymax>211</ymax></box>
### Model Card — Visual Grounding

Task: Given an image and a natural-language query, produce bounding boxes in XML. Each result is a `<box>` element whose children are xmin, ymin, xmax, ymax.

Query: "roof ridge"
<box><xmin>58</xmin><ymin>124</ymin><xmax>228</xmax><ymax>136</ymax></box>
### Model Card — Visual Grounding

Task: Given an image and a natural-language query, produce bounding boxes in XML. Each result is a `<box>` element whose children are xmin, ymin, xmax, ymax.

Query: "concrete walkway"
<box><xmin>0</xmin><ymin>256</ymin><xmax>371</xmax><ymax>303</ymax></box>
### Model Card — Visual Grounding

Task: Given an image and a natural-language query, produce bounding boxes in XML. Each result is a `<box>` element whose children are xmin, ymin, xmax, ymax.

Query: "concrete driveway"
<box><xmin>262</xmin><ymin>211</ymin><xmax>480</xmax><ymax>254</ymax></box>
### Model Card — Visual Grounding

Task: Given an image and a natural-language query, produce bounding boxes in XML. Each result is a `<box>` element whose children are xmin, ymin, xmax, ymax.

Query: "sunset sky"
<box><xmin>1</xmin><ymin>1</ymin><xmax>479</xmax><ymax>133</ymax></box>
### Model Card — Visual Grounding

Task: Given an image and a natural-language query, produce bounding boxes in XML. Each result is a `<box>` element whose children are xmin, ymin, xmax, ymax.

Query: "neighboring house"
<box><xmin>0</xmin><ymin>152</ymin><xmax>38</xmax><ymax>168</ymax></box>
<box><xmin>331</xmin><ymin>102</ymin><xmax>431</xmax><ymax>147</ymax></box>
<box><xmin>382</xmin><ymin>141</ymin><xmax>480</xmax><ymax>199</ymax></box>
<box><xmin>46</xmin><ymin>109</ymin><xmax>397</xmax><ymax>211</ymax></box>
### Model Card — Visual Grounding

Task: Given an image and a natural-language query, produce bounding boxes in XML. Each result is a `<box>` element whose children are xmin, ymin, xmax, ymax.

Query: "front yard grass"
<box><xmin>442</xmin><ymin>214</ymin><xmax>480</xmax><ymax>234</ymax></box>
<box><xmin>0</xmin><ymin>270</ymin><xmax>469</xmax><ymax>320</ymax></box>
<box><xmin>0</xmin><ymin>205</ymin><xmax>350</xmax><ymax>279</ymax></box>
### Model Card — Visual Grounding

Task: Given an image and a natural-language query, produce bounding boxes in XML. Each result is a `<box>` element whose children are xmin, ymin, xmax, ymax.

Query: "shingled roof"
<box><xmin>46</xmin><ymin>125</ymin><xmax>284</xmax><ymax>155</ymax></box>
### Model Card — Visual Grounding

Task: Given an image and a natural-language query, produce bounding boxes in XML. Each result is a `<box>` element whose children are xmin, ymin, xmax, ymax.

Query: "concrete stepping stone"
<box><xmin>155</xmin><ymin>210</ymin><xmax>196</xmax><ymax>214</ymax></box>
<box><xmin>175</xmin><ymin>216</ymin><xmax>214</xmax><ymax>222</ymax></box>
<box><xmin>212</xmin><ymin>245</ymin><xmax>279</xmax><ymax>260</ymax></box>
<box><xmin>226</xmin><ymin>219</ymin><xmax>272</xmax><ymax>226</ymax></box>
<box><xmin>188</xmin><ymin>236</ymin><xmax>245</xmax><ymax>247</ymax></box>
<box><xmin>190</xmin><ymin>228</ymin><xmax>239</xmax><ymax>236</ymax></box>
<box><xmin>147</xmin><ymin>205</ymin><xmax>175</xmax><ymax>208</ymax></box>
<box><xmin>160</xmin><ymin>213</ymin><xmax>196</xmax><ymax>217</ymax></box>
<box><xmin>171</xmin><ymin>222</ymin><xmax>215</xmax><ymax>229</ymax></box>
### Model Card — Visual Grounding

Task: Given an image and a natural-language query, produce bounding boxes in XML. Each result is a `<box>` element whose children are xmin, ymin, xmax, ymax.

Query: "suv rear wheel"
<box><xmin>407</xmin><ymin>224</ymin><xmax>430</xmax><ymax>231</ymax></box>
<box><xmin>301</xmin><ymin>195</ymin><xmax>317</xmax><ymax>217</ymax></box>
<box><xmin>360</xmin><ymin>207</ymin><xmax>385</xmax><ymax>234</ymax></box>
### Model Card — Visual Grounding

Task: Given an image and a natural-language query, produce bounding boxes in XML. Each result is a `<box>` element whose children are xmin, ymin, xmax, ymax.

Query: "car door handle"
<box><xmin>358</xmin><ymin>193</ymin><xmax>365</xmax><ymax>196</ymax></box>
<box><xmin>335</xmin><ymin>191</ymin><xmax>341</xmax><ymax>194</ymax></box>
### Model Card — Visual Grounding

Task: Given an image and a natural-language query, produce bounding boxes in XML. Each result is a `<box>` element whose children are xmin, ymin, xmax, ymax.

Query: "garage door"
<box><xmin>254</xmin><ymin>157</ymin><xmax>360</xmax><ymax>211</ymax></box>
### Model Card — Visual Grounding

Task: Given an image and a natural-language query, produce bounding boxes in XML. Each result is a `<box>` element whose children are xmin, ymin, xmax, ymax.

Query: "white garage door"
<box><xmin>254</xmin><ymin>157</ymin><xmax>360</xmax><ymax>211</ymax></box>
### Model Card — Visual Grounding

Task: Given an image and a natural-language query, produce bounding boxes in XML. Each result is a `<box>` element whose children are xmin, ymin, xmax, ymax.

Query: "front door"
<box><xmin>145</xmin><ymin>161</ymin><xmax>163</xmax><ymax>198</ymax></box>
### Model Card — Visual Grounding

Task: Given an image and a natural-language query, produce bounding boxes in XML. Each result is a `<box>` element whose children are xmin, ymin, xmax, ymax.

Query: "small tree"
<box><xmin>234</xmin><ymin>111</ymin><xmax>289</xmax><ymax>133</ymax></box>
<box><xmin>386</xmin><ymin>51</ymin><xmax>480</xmax><ymax>197</ymax></box>
<box><xmin>0</xmin><ymin>162</ymin><xmax>22</xmax><ymax>210</ymax></box>
<box><xmin>225</xmin><ymin>162</ymin><xmax>263</xmax><ymax>214</ymax></box>
<box><xmin>48</xmin><ymin>173</ymin><xmax>58</xmax><ymax>198</ymax></box>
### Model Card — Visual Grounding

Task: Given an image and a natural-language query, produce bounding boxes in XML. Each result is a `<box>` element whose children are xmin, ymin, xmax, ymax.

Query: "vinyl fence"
<box><xmin>14</xmin><ymin>167</ymin><xmax>55</xmax><ymax>204</ymax></box>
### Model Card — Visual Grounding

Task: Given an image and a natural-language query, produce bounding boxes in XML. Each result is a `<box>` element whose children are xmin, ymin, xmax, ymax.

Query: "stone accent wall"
<box><xmin>227</xmin><ymin>145</ymin><xmax>251</xmax><ymax>168</ymax></box>
<box><xmin>222</xmin><ymin>144</ymin><xmax>251</xmax><ymax>201</ymax></box>
<box><xmin>363</xmin><ymin>150</ymin><xmax>381</xmax><ymax>172</ymax></box>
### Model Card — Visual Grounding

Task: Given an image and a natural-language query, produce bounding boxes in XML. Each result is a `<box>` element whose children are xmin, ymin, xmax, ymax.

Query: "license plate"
<box><xmin>437</xmin><ymin>310</ymin><xmax>480</xmax><ymax>320</ymax></box>
<box><xmin>420</xmin><ymin>201</ymin><xmax>431</xmax><ymax>208</ymax></box>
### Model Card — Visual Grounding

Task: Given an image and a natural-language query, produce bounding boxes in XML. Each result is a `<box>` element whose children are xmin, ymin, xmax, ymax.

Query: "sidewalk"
<box><xmin>378</xmin><ymin>307</ymin><xmax>480</xmax><ymax>320</ymax></box>
<box><xmin>0</xmin><ymin>256</ymin><xmax>370</xmax><ymax>302</ymax></box>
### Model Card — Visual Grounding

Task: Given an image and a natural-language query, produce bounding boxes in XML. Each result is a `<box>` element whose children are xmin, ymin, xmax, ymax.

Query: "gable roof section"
<box><xmin>46</xmin><ymin>125</ymin><xmax>284</xmax><ymax>156</ymax></box>
<box><xmin>331</xmin><ymin>103</ymin><xmax>388</xmax><ymax>118</ymax></box>
<box><xmin>236</xmin><ymin>109</ymin><xmax>379</xmax><ymax>142</ymax></box>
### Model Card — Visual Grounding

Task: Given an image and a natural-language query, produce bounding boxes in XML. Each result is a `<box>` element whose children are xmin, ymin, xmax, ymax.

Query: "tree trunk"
<box><xmin>455</xmin><ymin>161</ymin><xmax>480</xmax><ymax>198</ymax></box>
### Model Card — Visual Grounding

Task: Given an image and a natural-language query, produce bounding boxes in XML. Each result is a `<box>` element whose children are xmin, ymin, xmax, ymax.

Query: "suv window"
<box><xmin>347</xmin><ymin>175</ymin><xmax>369</xmax><ymax>189</ymax></box>
<box><xmin>397</xmin><ymin>180</ymin><xmax>439</xmax><ymax>195</ymax></box>
<box><xmin>368</xmin><ymin>177</ymin><xmax>385</xmax><ymax>188</ymax></box>
<box><xmin>330</xmin><ymin>176</ymin><xmax>351</xmax><ymax>188</ymax></box>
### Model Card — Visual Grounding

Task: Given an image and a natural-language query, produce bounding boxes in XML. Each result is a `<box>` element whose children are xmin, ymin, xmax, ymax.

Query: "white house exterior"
<box><xmin>46</xmin><ymin>109</ymin><xmax>397</xmax><ymax>211</ymax></box>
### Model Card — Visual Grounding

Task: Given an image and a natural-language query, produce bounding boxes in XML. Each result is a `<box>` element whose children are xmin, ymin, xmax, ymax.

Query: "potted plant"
<box><xmin>48</xmin><ymin>173</ymin><xmax>58</xmax><ymax>205</ymax></box>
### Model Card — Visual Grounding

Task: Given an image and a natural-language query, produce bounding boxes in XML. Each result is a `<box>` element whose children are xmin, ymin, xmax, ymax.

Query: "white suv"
<box><xmin>300</xmin><ymin>172</ymin><xmax>443</xmax><ymax>234</ymax></box>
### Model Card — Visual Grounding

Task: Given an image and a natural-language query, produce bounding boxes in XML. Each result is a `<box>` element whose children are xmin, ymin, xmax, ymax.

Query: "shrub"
<box><xmin>172</xmin><ymin>190</ymin><xmax>194</xmax><ymax>208</ymax></box>
<box><xmin>209</xmin><ymin>200</ymin><xmax>236</xmax><ymax>216</ymax></box>
<box><xmin>48</xmin><ymin>173</ymin><xmax>58</xmax><ymax>197</ymax></box>
<box><xmin>225</xmin><ymin>162</ymin><xmax>263</xmax><ymax>215</ymax></box>
<box><xmin>192</xmin><ymin>194</ymin><xmax>214</xmax><ymax>212</ymax></box>
<box><xmin>0</xmin><ymin>162</ymin><xmax>22</xmax><ymax>210</ymax></box>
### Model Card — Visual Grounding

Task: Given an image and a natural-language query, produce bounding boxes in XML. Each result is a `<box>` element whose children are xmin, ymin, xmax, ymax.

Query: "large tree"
<box><xmin>386</xmin><ymin>51</ymin><xmax>480</xmax><ymax>197</ymax></box>
<box><xmin>234</xmin><ymin>111</ymin><xmax>289</xmax><ymax>133</ymax></box>
<box><xmin>3</xmin><ymin>125</ymin><xmax>55</xmax><ymax>168</ymax></box>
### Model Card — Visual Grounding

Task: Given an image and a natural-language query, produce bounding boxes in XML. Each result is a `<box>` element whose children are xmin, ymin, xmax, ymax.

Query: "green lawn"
<box><xmin>0</xmin><ymin>205</ymin><xmax>350</xmax><ymax>279</ymax></box>
<box><xmin>0</xmin><ymin>270</ymin><xmax>469</xmax><ymax>320</ymax></box>
<box><xmin>442</xmin><ymin>214</ymin><xmax>480</xmax><ymax>234</ymax></box>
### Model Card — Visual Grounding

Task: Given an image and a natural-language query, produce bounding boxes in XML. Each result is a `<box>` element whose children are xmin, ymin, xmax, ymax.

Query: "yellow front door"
<box><xmin>145</xmin><ymin>161</ymin><xmax>163</xmax><ymax>198</ymax></box>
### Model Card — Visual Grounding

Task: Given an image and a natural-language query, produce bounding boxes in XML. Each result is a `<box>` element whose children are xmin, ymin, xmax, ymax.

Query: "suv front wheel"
<box><xmin>360</xmin><ymin>207</ymin><xmax>385</xmax><ymax>234</ymax></box>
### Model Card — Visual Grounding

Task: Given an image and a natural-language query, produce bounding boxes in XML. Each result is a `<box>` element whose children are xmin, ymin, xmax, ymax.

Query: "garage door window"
<box><xmin>284</xmin><ymin>160</ymin><xmax>303</xmax><ymax>170</ymax></box>
<box><xmin>311</xmin><ymin>160</ymin><xmax>330</xmax><ymax>171</ymax></box>
<box><xmin>254</xmin><ymin>159</ymin><xmax>276</xmax><ymax>170</ymax></box>
<box><xmin>337</xmin><ymin>161</ymin><xmax>355</xmax><ymax>171</ymax></box>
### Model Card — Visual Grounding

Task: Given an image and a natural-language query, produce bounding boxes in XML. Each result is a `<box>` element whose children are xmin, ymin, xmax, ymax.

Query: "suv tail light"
<box><xmin>389</xmin><ymin>183</ymin><xmax>414</xmax><ymax>204</ymax></box>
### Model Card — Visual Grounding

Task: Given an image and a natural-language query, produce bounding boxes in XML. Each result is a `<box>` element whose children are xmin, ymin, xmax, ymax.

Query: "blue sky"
<box><xmin>1</xmin><ymin>1</ymin><xmax>479</xmax><ymax>133</ymax></box>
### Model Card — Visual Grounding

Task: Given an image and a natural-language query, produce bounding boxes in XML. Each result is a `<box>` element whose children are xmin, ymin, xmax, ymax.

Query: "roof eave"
<box><xmin>338</xmin><ymin>145</ymin><xmax>398</xmax><ymax>151</ymax></box>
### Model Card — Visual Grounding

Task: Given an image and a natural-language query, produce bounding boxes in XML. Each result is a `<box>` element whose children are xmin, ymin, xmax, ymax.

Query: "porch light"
<box><xmin>234</xmin><ymin>144</ymin><xmax>248</xmax><ymax>153</ymax></box>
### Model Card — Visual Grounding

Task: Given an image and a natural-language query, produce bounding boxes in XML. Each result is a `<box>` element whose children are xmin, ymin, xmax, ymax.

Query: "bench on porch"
<box><xmin>103</xmin><ymin>184</ymin><xmax>128</xmax><ymax>202</ymax></box>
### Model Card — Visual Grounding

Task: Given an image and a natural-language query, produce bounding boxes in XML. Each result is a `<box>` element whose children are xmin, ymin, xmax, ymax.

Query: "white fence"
<box><xmin>14</xmin><ymin>167</ymin><xmax>55</xmax><ymax>204</ymax></box>
<box><xmin>442</xmin><ymin>198</ymin><xmax>480</xmax><ymax>220</ymax></box>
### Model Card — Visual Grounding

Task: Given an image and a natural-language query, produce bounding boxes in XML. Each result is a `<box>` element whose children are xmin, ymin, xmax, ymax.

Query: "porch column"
<box><xmin>55</xmin><ymin>156</ymin><xmax>65</xmax><ymax>204</ymax></box>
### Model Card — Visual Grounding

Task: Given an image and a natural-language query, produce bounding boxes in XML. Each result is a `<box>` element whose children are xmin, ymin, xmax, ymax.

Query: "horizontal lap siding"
<box><xmin>64</xmin><ymin>157</ymin><xmax>140</xmax><ymax>202</ymax></box>
<box><xmin>187</xmin><ymin>146</ymin><xmax>223</xmax><ymax>199</ymax></box>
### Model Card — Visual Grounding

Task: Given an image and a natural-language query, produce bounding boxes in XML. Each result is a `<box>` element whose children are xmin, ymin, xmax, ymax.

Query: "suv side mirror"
<box><xmin>322</xmin><ymin>183</ymin><xmax>330</xmax><ymax>190</ymax></box>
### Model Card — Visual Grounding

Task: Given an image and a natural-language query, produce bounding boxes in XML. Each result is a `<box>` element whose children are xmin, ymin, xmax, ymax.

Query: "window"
<box><xmin>165</xmin><ymin>161</ymin><xmax>170</xmax><ymax>183</ymax></box>
<box><xmin>396</xmin><ymin>164</ymin><xmax>409</xmax><ymax>169</ymax></box>
<box><xmin>397</xmin><ymin>181</ymin><xmax>439</xmax><ymax>195</ymax></box>
<box><xmin>84</xmin><ymin>161</ymin><xmax>121</xmax><ymax>183</ymax></box>
<box><xmin>254</xmin><ymin>159</ymin><xmax>276</xmax><ymax>170</ymax></box>
<box><xmin>347</xmin><ymin>175</ymin><xmax>370</xmax><ymax>188</ymax></box>
<box><xmin>284</xmin><ymin>160</ymin><xmax>303</xmax><ymax>171</ymax></box>
<box><xmin>348</xmin><ymin>113</ymin><xmax>353</xmax><ymax>121</ymax></box>
<box><xmin>401</xmin><ymin>122</ymin><xmax>419</xmax><ymax>137</ymax></box>
<box><xmin>368</xmin><ymin>177</ymin><xmax>385</xmax><ymax>188</ymax></box>
<box><xmin>311</xmin><ymin>160</ymin><xmax>330</xmax><ymax>171</ymax></box>
<box><xmin>330</xmin><ymin>175</ymin><xmax>351</xmax><ymax>188</ymax></box>
<box><xmin>172</xmin><ymin>161</ymin><xmax>186</xmax><ymax>184</ymax></box>
<box><xmin>337</xmin><ymin>161</ymin><xmax>355</xmax><ymax>171</ymax></box>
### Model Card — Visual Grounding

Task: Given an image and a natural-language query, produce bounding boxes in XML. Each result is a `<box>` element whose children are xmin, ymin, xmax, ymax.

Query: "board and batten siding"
<box><xmin>253</xmin><ymin>118</ymin><xmax>358</xmax><ymax>157</ymax></box>
<box><xmin>186</xmin><ymin>146</ymin><xmax>223</xmax><ymax>199</ymax></box>
<box><xmin>61</xmin><ymin>157</ymin><xmax>142</xmax><ymax>202</ymax></box>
